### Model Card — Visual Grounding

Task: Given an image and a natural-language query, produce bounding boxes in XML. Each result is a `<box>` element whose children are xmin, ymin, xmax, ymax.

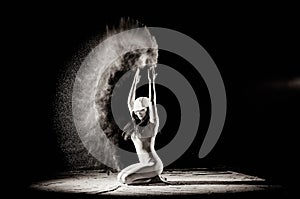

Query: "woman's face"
<box><xmin>134</xmin><ymin>108</ymin><xmax>147</xmax><ymax>120</ymax></box>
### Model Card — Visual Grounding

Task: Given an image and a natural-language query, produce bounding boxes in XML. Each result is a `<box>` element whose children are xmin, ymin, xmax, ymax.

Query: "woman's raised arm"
<box><xmin>128</xmin><ymin>68</ymin><xmax>140</xmax><ymax>116</ymax></box>
<box><xmin>148</xmin><ymin>66</ymin><xmax>159</xmax><ymax>124</ymax></box>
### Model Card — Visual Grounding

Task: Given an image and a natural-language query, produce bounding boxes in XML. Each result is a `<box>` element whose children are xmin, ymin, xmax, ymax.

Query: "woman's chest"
<box><xmin>134</xmin><ymin>123</ymin><xmax>155</xmax><ymax>138</ymax></box>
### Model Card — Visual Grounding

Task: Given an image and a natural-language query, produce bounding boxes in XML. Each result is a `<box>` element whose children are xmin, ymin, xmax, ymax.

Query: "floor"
<box><xmin>27</xmin><ymin>168</ymin><xmax>286</xmax><ymax>198</ymax></box>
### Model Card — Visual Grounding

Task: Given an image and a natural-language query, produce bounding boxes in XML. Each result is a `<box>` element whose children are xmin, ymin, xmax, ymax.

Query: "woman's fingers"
<box><xmin>147</xmin><ymin>66</ymin><xmax>157</xmax><ymax>81</ymax></box>
<box><xmin>135</xmin><ymin>68</ymin><xmax>140</xmax><ymax>76</ymax></box>
<box><xmin>151</xmin><ymin>67</ymin><xmax>157</xmax><ymax>80</ymax></box>
<box><xmin>137</xmin><ymin>66</ymin><xmax>157</xmax><ymax>81</ymax></box>
<box><xmin>134</xmin><ymin>68</ymin><xmax>141</xmax><ymax>82</ymax></box>
<box><xmin>135</xmin><ymin>74</ymin><xmax>141</xmax><ymax>83</ymax></box>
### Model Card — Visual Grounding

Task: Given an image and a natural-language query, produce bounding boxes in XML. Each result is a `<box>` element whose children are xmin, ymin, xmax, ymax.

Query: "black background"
<box><xmin>10</xmin><ymin>3</ymin><xmax>299</xmax><ymax>194</ymax></box>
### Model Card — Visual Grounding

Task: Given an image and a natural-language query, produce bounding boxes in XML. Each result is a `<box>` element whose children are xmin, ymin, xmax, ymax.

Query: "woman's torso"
<box><xmin>131</xmin><ymin>122</ymin><xmax>162</xmax><ymax>166</ymax></box>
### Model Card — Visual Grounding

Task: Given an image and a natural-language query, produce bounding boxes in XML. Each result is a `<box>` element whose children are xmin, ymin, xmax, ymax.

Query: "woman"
<box><xmin>117</xmin><ymin>66</ymin><xmax>165</xmax><ymax>185</ymax></box>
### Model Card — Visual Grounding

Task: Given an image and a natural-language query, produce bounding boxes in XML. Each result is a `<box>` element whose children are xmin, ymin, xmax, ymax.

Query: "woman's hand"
<box><xmin>148</xmin><ymin>66</ymin><xmax>157</xmax><ymax>82</ymax></box>
<box><xmin>134</xmin><ymin>68</ymin><xmax>141</xmax><ymax>83</ymax></box>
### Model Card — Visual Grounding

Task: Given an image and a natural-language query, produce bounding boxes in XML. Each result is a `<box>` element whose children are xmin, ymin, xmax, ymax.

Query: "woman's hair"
<box><xmin>122</xmin><ymin>107</ymin><xmax>150</xmax><ymax>140</ymax></box>
<box><xmin>132</xmin><ymin>107</ymin><xmax>150</xmax><ymax>127</ymax></box>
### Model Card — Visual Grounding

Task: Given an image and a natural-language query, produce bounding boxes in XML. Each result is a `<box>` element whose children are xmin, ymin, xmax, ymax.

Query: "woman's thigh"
<box><xmin>118</xmin><ymin>163</ymin><xmax>140</xmax><ymax>180</ymax></box>
<box><xmin>119</xmin><ymin>163</ymin><xmax>142</xmax><ymax>174</ymax></box>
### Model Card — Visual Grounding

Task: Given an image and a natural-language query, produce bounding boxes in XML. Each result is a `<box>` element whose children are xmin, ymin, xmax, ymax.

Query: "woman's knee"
<box><xmin>117</xmin><ymin>172</ymin><xmax>132</xmax><ymax>184</ymax></box>
<box><xmin>117</xmin><ymin>172</ymin><xmax>125</xmax><ymax>183</ymax></box>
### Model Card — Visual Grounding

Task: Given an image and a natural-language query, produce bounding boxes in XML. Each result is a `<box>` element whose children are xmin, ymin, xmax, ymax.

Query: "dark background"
<box><xmin>11</xmin><ymin>4</ymin><xmax>299</xmax><ymax>193</ymax></box>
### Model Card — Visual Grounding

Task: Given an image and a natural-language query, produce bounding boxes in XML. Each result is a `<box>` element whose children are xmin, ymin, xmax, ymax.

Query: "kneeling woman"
<box><xmin>117</xmin><ymin>66</ymin><xmax>164</xmax><ymax>185</ymax></box>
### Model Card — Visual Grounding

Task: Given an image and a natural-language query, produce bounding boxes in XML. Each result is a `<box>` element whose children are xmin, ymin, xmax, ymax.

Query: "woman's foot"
<box><xmin>129</xmin><ymin>175</ymin><xmax>169</xmax><ymax>185</ymax></box>
<box><xmin>148</xmin><ymin>175</ymin><xmax>169</xmax><ymax>184</ymax></box>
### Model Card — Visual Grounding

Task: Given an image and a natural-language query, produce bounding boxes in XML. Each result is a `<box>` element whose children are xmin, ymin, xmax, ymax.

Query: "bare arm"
<box><xmin>128</xmin><ymin>68</ymin><xmax>140</xmax><ymax>116</ymax></box>
<box><xmin>148</xmin><ymin>66</ymin><xmax>159</xmax><ymax>125</ymax></box>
